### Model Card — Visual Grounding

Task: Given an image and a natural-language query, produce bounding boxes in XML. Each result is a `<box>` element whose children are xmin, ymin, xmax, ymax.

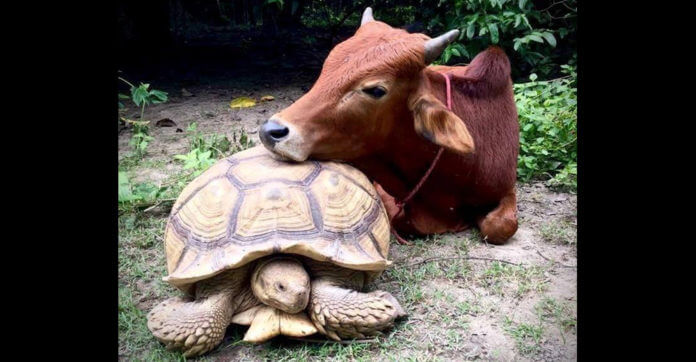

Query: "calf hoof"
<box><xmin>478</xmin><ymin>214</ymin><xmax>518</xmax><ymax>245</ymax></box>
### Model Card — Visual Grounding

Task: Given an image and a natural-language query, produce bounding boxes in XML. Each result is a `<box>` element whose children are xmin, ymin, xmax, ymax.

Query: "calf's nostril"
<box><xmin>260</xmin><ymin>119</ymin><xmax>290</xmax><ymax>147</ymax></box>
<box><xmin>268</xmin><ymin>127</ymin><xmax>289</xmax><ymax>139</ymax></box>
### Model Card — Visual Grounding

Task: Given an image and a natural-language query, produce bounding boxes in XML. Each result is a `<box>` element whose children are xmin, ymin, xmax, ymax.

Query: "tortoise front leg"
<box><xmin>147</xmin><ymin>292</ymin><xmax>234</xmax><ymax>357</ymax></box>
<box><xmin>147</xmin><ymin>267</ymin><xmax>256</xmax><ymax>357</ymax></box>
<box><xmin>308</xmin><ymin>278</ymin><xmax>406</xmax><ymax>340</ymax></box>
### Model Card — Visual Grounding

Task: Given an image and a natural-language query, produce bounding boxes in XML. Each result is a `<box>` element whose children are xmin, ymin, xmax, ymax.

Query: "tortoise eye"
<box><xmin>362</xmin><ymin>86</ymin><xmax>387</xmax><ymax>98</ymax></box>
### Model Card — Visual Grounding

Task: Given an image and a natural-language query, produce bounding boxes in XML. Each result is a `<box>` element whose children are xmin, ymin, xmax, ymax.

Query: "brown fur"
<box><xmin>271</xmin><ymin>21</ymin><xmax>519</xmax><ymax>244</ymax></box>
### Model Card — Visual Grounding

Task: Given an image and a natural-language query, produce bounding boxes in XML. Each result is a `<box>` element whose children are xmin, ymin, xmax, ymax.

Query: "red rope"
<box><xmin>390</xmin><ymin>72</ymin><xmax>452</xmax><ymax>245</ymax></box>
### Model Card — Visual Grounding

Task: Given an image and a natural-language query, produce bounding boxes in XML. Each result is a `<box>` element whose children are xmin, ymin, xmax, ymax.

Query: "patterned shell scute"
<box><xmin>163</xmin><ymin>146</ymin><xmax>391</xmax><ymax>290</ymax></box>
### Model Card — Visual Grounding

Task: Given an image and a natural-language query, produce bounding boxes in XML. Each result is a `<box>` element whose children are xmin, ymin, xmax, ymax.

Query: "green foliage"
<box><xmin>297</xmin><ymin>0</ymin><xmax>575</xmax><ymax>80</ymax></box>
<box><xmin>119</xmin><ymin>77</ymin><xmax>168</xmax><ymax>159</ymax></box>
<box><xmin>128</xmin><ymin>121</ymin><xmax>154</xmax><ymax>159</ymax></box>
<box><xmin>131</xmin><ymin>83</ymin><xmax>168</xmax><ymax>107</ymax></box>
<box><xmin>119</xmin><ymin>77</ymin><xmax>168</xmax><ymax>121</ymax></box>
<box><xmin>118</xmin><ymin>172</ymin><xmax>167</xmax><ymax>204</ymax></box>
<box><xmin>174</xmin><ymin>149</ymin><xmax>217</xmax><ymax>176</ymax></box>
<box><xmin>503</xmin><ymin>316</ymin><xmax>544</xmax><ymax>355</ymax></box>
<box><xmin>428</xmin><ymin>0</ymin><xmax>576</xmax><ymax>79</ymax></box>
<box><xmin>183</xmin><ymin>122</ymin><xmax>232</xmax><ymax>158</ymax></box>
<box><xmin>515</xmin><ymin>64</ymin><xmax>577</xmax><ymax>190</ymax></box>
<box><xmin>174</xmin><ymin>122</ymin><xmax>255</xmax><ymax>176</ymax></box>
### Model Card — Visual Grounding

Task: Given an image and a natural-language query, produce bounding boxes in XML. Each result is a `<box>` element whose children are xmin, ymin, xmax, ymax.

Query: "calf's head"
<box><xmin>260</xmin><ymin>7</ymin><xmax>480</xmax><ymax>162</ymax></box>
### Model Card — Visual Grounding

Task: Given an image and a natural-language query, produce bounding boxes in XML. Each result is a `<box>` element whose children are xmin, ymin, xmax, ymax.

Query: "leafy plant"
<box><xmin>118</xmin><ymin>77</ymin><xmax>169</xmax><ymax>159</ymax></box>
<box><xmin>231</xmin><ymin>128</ymin><xmax>255</xmax><ymax>152</ymax></box>
<box><xmin>128</xmin><ymin>121</ymin><xmax>154</xmax><ymax>159</ymax></box>
<box><xmin>515</xmin><ymin>64</ymin><xmax>577</xmax><ymax>190</ymax></box>
<box><xmin>118</xmin><ymin>172</ymin><xmax>167</xmax><ymax>204</ymax></box>
<box><xmin>429</xmin><ymin>0</ymin><xmax>575</xmax><ymax>79</ymax></box>
<box><xmin>174</xmin><ymin>122</ymin><xmax>255</xmax><ymax>176</ymax></box>
<box><xmin>119</xmin><ymin>78</ymin><xmax>168</xmax><ymax>122</ymax></box>
<box><xmin>174</xmin><ymin>149</ymin><xmax>217</xmax><ymax>176</ymax></box>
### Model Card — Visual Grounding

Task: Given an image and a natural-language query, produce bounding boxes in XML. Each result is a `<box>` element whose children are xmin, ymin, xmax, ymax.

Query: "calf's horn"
<box><xmin>361</xmin><ymin>7</ymin><xmax>374</xmax><ymax>26</ymax></box>
<box><xmin>424</xmin><ymin>29</ymin><xmax>461</xmax><ymax>64</ymax></box>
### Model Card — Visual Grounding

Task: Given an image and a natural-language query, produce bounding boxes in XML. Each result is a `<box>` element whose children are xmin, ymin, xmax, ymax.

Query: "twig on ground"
<box><xmin>401</xmin><ymin>256</ymin><xmax>522</xmax><ymax>268</ymax></box>
<box><xmin>140</xmin><ymin>198</ymin><xmax>177</xmax><ymax>212</ymax></box>
<box><xmin>536</xmin><ymin>249</ymin><xmax>577</xmax><ymax>268</ymax></box>
<box><xmin>147</xmin><ymin>230</ymin><xmax>164</xmax><ymax>242</ymax></box>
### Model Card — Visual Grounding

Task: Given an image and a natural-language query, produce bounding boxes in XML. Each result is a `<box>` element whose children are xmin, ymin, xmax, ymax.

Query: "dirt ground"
<box><xmin>118</xmin><ymin>76</ymin><xmax>577</xmax><ymax>361</ymax></box>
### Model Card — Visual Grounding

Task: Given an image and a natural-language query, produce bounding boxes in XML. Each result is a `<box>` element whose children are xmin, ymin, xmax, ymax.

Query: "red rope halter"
<box><xmin>390</xmin><ymin>72</ymin><xmax>452</xmax><ymax>245</ymax></box>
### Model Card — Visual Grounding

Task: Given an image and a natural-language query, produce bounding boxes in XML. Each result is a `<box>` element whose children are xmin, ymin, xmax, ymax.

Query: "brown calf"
<box><xmin>259</xmin><ymin>8</ymin><xmax>519</xmax><ymax>244</ymax></box>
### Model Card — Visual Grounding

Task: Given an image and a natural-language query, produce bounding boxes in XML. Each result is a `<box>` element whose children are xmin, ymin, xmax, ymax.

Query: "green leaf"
<box><xmin>528</xmin><ymin>34</ymin><xmax>544</xmax><ymax>43</ymax></box>
<box><xmin>442</xmin><ymin>49</ymin><xmax>451</xmax><ymax>64</ymax></box>
<box><xmin>466</xmin><ymin>23</ymin><xmax>475</xmax><ymax>39</ymax></box>
<box><xmin>118</xmin><ymin>172</ymin><xmax>141</xmax><ymax>202</ymax></box>
<box><xmin>541</xmin><ymin>32</ymin><xmax>557</xmax><ymax>47</ymax></box>
<box><xmin>488</xmin><ymin>23</ymin><xmax>499</xmax><ymax>44</ymax></box>
<box><xmin>149</xmin><ymin>89</ymin><xmax>169</xmax><ymax>104</ymax></box>
<box><xmin>131</xmin><ymin>85</ymin><xmax>150</xmax><ymax>106</ymax></box>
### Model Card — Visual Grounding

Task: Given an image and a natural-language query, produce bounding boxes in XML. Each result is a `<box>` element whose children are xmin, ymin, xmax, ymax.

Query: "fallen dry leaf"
<box><xmin>260</xmin><ymin>95</ymin><xmax>275</xmax><ymax>102</ymax></box>
<box><xmin>230</xmin><ymin>97</ymin><xmax>256</xmax><ymax>108</ymax></box>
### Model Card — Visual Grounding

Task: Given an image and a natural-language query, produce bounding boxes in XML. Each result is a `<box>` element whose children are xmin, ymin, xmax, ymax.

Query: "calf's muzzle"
<box><xmin>260</xmin><ymin>119</ymin><xmax>289</xmax><ymax>147</ymax></box>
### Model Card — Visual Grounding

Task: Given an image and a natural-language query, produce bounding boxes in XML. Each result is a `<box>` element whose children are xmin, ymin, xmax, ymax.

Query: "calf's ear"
<box><xmin>409</xmin><ymin>90</ymin><xmax>474</xmax><ymax>155</ymax></box>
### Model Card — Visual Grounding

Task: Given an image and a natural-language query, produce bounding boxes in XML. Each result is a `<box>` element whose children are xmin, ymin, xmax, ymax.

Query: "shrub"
<box><xmin>515</xmin><ymin>64</ymin><xmax>576</xmax><ymax>190</ymax></box>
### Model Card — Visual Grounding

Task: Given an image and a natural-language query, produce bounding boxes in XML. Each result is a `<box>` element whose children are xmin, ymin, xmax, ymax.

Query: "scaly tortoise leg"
<box><xmin>147</xmin><ymin>267</ymin><xmax>256</xmax><ymax>357</ymax></box>
<box><xmin>147</xmin><ymin>292</ymin><xmax>234</xmax><ymax>357</ymax></box>
<box><xmin>308</xmin><ymin>278</ymin><xmax>406</xmax><ymax>340</ymax></box>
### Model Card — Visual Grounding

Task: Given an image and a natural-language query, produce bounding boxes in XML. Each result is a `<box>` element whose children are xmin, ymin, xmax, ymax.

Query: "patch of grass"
<box><xmin>445</xmin><ymin>327</ymin><xmax>466</xmax><ymax>348</ymax></box>
<box><xmin>121</xmin><ymin>158</ymin><xmax>168</xmax><ymax>174</ymax></box>
<box><xmin>443</xmin><ymin>259</ymin><xmax>470</xmax><ymax>280</ymax></box>
<box><xmin>455</xmin><ymin>300</ymin><xmax>482</xmax><ymax>316</ymax></box>
<box><xmin>256</xmin><ymin>322</ymin><xmax>421</xmax><ymax>362</ymax></box>
<box><xmin>535</xmin><ymin>297</ymin><xmax>577</xmax><ymax>343</ymax></box>
<box><xmin>503</xmin><ymin>317</ymin><xmax>545</xmax><ymax>356</ymax></box>
<box><xmin>480</xmin><ymin>262</ymin><xmax>548</xmax><ymax>297</ymax></box>
<box><xmin>118</xmin><ymin>154</ymin><xmax>142</xmax><ymax>171</ymax></box>
<box><xmin>118</xmin><ymin>285</ymin><xmax>189</xmax><ymax>361</ymax></box>
<box><xmin>539</xmin><ymin>220</ymin><xmax>577</xmax><ymax>246</ymax></box>
<box><xmin>386</xmin><ymin>262</ymin><xmax>453</xmax><ymax>307</ymax></box>
<box><xmin>260</xmin><ymin>340</ymin><xmax>376</xmax><ymax>361</ymax></box>
<box><xmin>118</xmin><ymin>214</ymin><xmax>171</xmax><ymax>295</ymax></box>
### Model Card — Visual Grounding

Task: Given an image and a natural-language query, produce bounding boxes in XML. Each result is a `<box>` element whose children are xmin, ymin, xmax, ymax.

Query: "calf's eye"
<box><xmin>362</xmin><ymin>86</ymin><xmax>387</xmax><ymax>98</ymax></box>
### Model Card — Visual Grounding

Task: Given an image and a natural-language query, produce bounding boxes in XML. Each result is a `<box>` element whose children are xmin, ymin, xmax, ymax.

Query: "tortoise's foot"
<box><xmin>309</xmin><ymin>279</ymin><xmax>406</xmax><ymax>340</ymax></box>
<box><xmin>147</xmin><ymin>295</ymin><xmax>230</xmax><ymax>357</ymax></box>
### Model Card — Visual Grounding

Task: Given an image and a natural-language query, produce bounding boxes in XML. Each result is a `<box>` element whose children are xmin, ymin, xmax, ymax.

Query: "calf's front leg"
<box><xmin>476</xmin><ymin>189</ymin><xmax>518</xmax><ymax>244</ymax></box>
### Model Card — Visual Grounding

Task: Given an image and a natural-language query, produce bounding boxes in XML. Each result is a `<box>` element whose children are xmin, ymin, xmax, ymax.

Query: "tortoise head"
<box><xmin>250</xmin><ymin>256</ymin><xmax>310</xmax><ymax>314</ymax></box>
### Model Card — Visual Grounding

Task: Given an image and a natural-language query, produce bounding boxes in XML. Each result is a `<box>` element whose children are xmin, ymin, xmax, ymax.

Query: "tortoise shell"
<box><xmin>162</xmin><ymin>146</ymin><xmax>392</xmax><ymax>292</ymax></box>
